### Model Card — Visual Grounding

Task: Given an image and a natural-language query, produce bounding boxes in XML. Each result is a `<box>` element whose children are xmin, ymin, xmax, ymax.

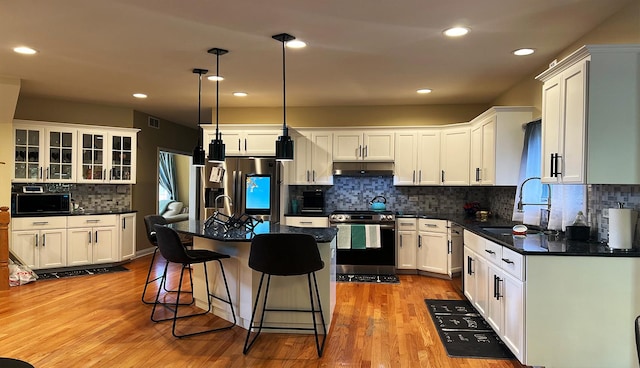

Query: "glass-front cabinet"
<box><xmin>14</xmin><ymin>122</ymin><xmax>77</xmax><ymax>183</ymax></box>
<box><xmin>13</xmin><ymin>120</ymin><xmax>138</xmax><ymax>184</ymax></box>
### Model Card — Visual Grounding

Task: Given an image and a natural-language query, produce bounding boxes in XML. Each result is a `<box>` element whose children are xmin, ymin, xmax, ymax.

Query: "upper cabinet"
<box><xmin>333</xmin><ymin>130</ymin><xmax>394</xmax><ymax>161</ymax></box>
<box><xmin>536</xmin><ymin>44</ymin><xmax>640</xmax><ymax>184</ymax></box>
<box><xmin>203</xmin><ymin>125</ymin><xmax>280</xmax><ymax>157</ymax></box>
<box><xmin>440</xmin><ymin>125</ymin><xmax>470</xmax><ymax>185</ymax></box>
<box><xmin>290</xmin><ymin>130</ymin><xmax>333</xmax><ymax>185</ymax></box>
<box><xmin>394</xmin><ymin>129</ymin><xmax>441</xmax><ymax>185</ymax></box>
<box><xmin>469</xmin><ymin>107</ymin><xmax>534</xmax><ymax>186</ymax></box>
<box><xmin>13</xmin><ymin>120</ymin><xmax>139</xmax><ymax>184</ymax></box>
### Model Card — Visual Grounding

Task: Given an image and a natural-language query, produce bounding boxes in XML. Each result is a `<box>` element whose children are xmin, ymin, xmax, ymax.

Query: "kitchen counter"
<box><xmin>283</xmin><ymin>212</ymin><xmax>330</xmax><ymax>217</ymax></box>
<box><xmin>399</xmin><ymin>213</ymin><xmax>640</xmax><ymax>257</ymax></box>
<box><xmin>12</xmin><ymin>209</ymin><xmax>137</xmax><ymax>217</ymax></box>
<box><xmin>170</xmin><ymin>220</ymin><xmax>337</xmax><ymax>242</ymax></box>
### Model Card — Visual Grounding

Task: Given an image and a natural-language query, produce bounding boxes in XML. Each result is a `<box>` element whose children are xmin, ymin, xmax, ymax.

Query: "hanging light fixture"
<box><xmin>206</xmin><ymin>47</ymin><xmax>228</xmax><ymax>163</ymax></box>
<box><xmin>192</xmin><ymin>68</ymin><xmax>208</xmax><ymax>167</ymax></box>
<box><xmin>272</xmin><ymin>33</ymin><xmax>295</xmax><ymax>161</ymax></box>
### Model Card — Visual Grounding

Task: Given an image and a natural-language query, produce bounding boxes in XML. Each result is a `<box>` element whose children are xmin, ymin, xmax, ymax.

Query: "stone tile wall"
<box><xmin>12</xmin><ymin>183</ymin><xmax>132</xmax><ymax>212</ymax></box>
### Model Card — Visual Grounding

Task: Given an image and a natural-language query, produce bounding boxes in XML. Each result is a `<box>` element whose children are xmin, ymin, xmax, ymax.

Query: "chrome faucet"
<box><xmin>517</xmin><ymin>176</ymin><xmax>552</xmax><ymax>229</ymax></box>
<box><xmin>214</xmin><ymin>194</ymin><xmax>233</xmax><ymax>211</ymax></box>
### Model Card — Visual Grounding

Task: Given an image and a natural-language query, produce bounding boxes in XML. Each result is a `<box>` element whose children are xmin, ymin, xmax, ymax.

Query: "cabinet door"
<box><xmin>463</xmin><ymin>248</ymin><xmax>476</xmax><ymax>303</ymax></box>
<box><xmin>67</xmin><ymin>228</ymin><xmax>92</xmax><ymax>266</ymax></box>
<box><xmin>11</xmin><ymin>231</ymin><xmax>39</xmax><ymax>269</ymax></box>
<box><xmin>486</xmin><ymin>264</ymin><xmax>504</xmax><ymax>334</ymax></box>
<box><xmin>14</xmin><ymin>127</ymin><xmax>44</xmax><ymax>182</ymax></box>
<box><xmin>93</xmin><ymin>227</ymin><xmax>117</xmax><ymax>264</ymax></box>
<box><xmin>440</xmin><ymin>127</ymin><xmax>470</xmax><ymax>185</ymax></box>
<box><xmin>470</xmin><ymin>124</ymin><xmax>483</xmax><ymax>185</ymax></box>
<box><xmin>38</xmin><ymin>229</ymin><xmax>66</xmax><ymax>268</ymax></box>
<box><xmin>541</xmin><ymin>74</ymin><xmax>562</xmax><ymax>183</ymax></box>
<box><xmin>480</xmin><ymin>119</ymin><xmax>496</xmax><ymax>185</ymax></box>
<box><xmin>46</xmin><ymin>127</ymin><xmax>76</xmax><ymax>182</ymax></box>
<box><xmin>560</xmin><ymin>60</ymin><xmax>588</xmax><ymax>183</ymax></box>
<box><xmin>119</xmin><ymin>213</ymin><xmax>136</xmax><ymax>260</ymax></box>
<box><xmin>474</xmin><ymin>255</ymin><xmax>489</xmax><ymax>316</ymax></box>
<box><xmin>291</xmin><ymin>132</ymin><xmax>312</xmax><ymax>184</ymax></box>
<box><xmin>310</xmin><ymin>132</ymin><xmax>333</xmax><ymax>184</ymax></box>
<box><xmin>394</xmin><ymin>132</ymin><xmax>417</xmax><ymax>185</ymax></box>
<box><xmin>363</xmin><ymin>131</ymin><xmax>394</xmax><ymax>161</ymax></box>
<box><xmin>109</xmin><ymin>132</ymin><xmax>136</xmax><ymax>183</ymax></box>
<box><xmin>416</xmin><ymin>130</ymin><xmax>441</xmax><ymax>185</ymax></box>
<box><xmin>448</xmin><ymin>232</ymin><xmax>463</xmax><ymax>277</ymax></box>
<box><xmin>418</xmin><ymin>232</ymin><xmax>448</xmax><ymax>274</ymax></box>
<box><xmin>397</xmin><ymin>230</ymin><xmax>417</xmax><ymax>269</ymax></box>
<box><xmin>502</xmin><ymin>272</ymin><xmax>525</xmax><ymax>362</ymax></box>
<box><xmin>333</xmin><ymin>132</ymin><xmax>362</xmax><ymax>161</ymax></box>
<box><xmin>220</xmin><ymin>131</ymin><xmax>243</xmax><ymax>156</ymax></box>
<box><xmin>78</xmin><ymin>131</ymin><xmax>107</xmax><ymax>183</ymax></box>
<box><xmin>245</xmin><ymin>130</ymin><xmax>279</xmax><ymax>156</ymax></box>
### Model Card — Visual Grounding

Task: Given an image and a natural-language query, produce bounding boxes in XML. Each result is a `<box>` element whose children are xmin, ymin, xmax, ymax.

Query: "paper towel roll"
<box><xmin>608</xmin><ymin>208</ymin><xmax>638</xmax><ymax>249</ymax></box>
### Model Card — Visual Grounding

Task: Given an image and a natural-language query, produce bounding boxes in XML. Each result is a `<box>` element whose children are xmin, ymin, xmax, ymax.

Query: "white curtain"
<box><xmin>512</xmin><ymin>120</ymin><xmax>586</xmax><ymax>230</ymax></box>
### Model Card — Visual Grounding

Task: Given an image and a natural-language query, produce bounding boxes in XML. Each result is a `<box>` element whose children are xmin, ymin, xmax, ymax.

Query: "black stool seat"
<box><xmin>243</xmin><ymin>233</ymin><xmax>327</xmax><ymax>357</ymax></box>
<box><xmin>151</xmin><ymin>224</ymin><xmax>236</xmax><ymax>338</ymax></box>
<box><xmin>0</xmin><ymin>358</ymin><xmax>35</xmax><ymax>368</ymax></box>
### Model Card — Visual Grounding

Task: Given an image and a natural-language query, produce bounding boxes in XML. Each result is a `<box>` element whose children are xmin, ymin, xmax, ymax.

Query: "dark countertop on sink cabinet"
<box><xmin>170</xmin><ymin>219</ymin><xmax>338</xmax><ymax>243</ymax></box>
<box><xmin>398</xmin><ymin>213</ymin><xmax>640</xmax><ymax>257</ymax></box>
<box><xmin>12</xmin><ymin>209</ymin><xmax>137</xmax><ymax>217</ymax></box>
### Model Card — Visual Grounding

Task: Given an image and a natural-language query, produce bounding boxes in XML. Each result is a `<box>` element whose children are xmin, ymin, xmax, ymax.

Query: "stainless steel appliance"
<box><xmin>329</xmin><ymin>210</ymin><xmax>396</xmax><ymax>275</ymax></box>
<box><xmin>200</xmin><ymin>157</ymin><xmax>280</xmax><ymax>222</ymax></box>
<box><xmin>11</xmin><ymin>192</ymin><xmax>71</xmax><ymax>215</ymax></box>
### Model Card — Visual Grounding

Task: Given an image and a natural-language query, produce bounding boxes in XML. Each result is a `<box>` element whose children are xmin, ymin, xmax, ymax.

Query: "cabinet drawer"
<box><xmin>67</xmin><ymin>214</ymin><xmax>117</xmax><ymax>228</ymax></box>
<box><xmin>481</xmin><ymin>240</ymin><xmax>503</xmax><ymax>266</ymax></box>
<box><xmin>500</xmin><ymin>246</ymin><xmax>525</xmax><ymax>281</ymax></box>
<box><xmin>12</xmin><ymin>216</ymin><xmax>67</xmax><ymax>230</ymax></box>
<box><xmin>463</xmin><ymin>230</ymin><xmax>485</xmax><ymax>253</ymax></box>
<box><xmin>285</xmin><ymin>216</ymin><xmax>329</xmax><ymax>228</ymax></box>
<box><xmin>396</xmin><ymin>218</ymin><xmax>417</xmax><ymax>231</ymax></box>
<box><xmin>418</xmin><ymin>219</ymin><xmax>447</xmax><ymax>233</ymax></box>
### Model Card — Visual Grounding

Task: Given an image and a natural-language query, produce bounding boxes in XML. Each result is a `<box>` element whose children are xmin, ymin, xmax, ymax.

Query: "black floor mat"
<box><xmin>35</xmin><ymin>265</ymin><xmax>129</xmax><ymax>280</ymax></box>
<box><xmin>337</xmin><ymin>274</ymin><xmax>399</xmax><ymax>284</ymax></box>
<box><xmin>424</xmin><ymin>299</ymin><xmax>514</xmax><ymax>359</ymax></box>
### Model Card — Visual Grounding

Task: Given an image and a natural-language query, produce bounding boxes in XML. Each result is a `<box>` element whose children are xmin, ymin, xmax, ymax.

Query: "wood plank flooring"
<box><xmin>0</xmin><ymin>255</ymin><xmax>526</xmax><ymax>368</ymax></box>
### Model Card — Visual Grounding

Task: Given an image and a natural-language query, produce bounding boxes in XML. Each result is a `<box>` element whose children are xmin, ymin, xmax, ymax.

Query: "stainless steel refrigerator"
<box><xmin>200</xmin><ymin>157</ymin><xmax>281</xmax><ymax>222</ymax></box>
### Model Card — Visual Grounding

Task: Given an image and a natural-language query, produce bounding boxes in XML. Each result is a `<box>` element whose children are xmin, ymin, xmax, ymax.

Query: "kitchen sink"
<box><xmin>480</xmin><ymin>226</ymin><xmax>541</xmax><ymax>236</ymax></box>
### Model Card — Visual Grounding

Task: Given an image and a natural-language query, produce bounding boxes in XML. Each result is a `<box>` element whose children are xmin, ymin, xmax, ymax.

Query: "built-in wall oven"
<box><xmin>329</xmin><ymin>210</ymin><xmax>396</xmax><ymax>275</ymax></box>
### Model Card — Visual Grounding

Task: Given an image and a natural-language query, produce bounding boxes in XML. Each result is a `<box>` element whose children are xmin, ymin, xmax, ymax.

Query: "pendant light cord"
<box><xmin>197</xmin><ymin>70</ymin><xmax>204</xmax><ymax>147</ymax></box>
<box><xmin>281</xmin><ymin>39</ymin><xmax>287</xmax><ymax>135</ymax></box>
<box><xmin>215</xmin><ymin>53</ymin><xmax>220</xmax><ymax>140</ymax></box>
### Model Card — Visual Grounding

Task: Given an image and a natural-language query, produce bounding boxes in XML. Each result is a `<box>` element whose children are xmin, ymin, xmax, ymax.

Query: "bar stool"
<box><xmin>150</xmin><ymin>224</ymin><xmax>236</xmax><ymax>338</ymax></box>
<box><xmin>243</xmin><ymin>233</ymin><xmax>327</xmax><ymax>357</ymax></box>
<box><xmin>141</xmin><ymin>215</ymin><xmax>193</xmax><ymax>305</ymax></box>
<box><xmin>0</xmin><ymin>358</ymin><xmax>34</xmax><ymax>368</ymax></box>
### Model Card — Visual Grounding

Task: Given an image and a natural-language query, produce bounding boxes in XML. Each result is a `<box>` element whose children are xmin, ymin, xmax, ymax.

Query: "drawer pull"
<box><xmin>484</xmin><ymin>249</ymin><xmax>495</xmax><ymax>255</ymax></box>
<box><xmin>300</xmin><ymin>221</ymin><xmax>313</xmax><ymax>225</ymax></box>
<box><xmin>86</xmin><ymin>219</ymin><xmax>101</xmax><ymax>223</ymax></box>
<box><xmin>501</xmin><ymin>258</ymin><xmax>514</xmax><ymax>264</ymax></box>
<box><xmin>33</xmin><ymin>221</ymin><xmax>49</xmax><ymax>225</ymax></box>
<box><xmin>425</xmin><ymin>224</ymin><xmax>438</xmax><ymax>228</ymax></box>
<box><xmin>399</xmin><ymin>223</ymin><xmax>413</xmax><ymax>227</ymax></box>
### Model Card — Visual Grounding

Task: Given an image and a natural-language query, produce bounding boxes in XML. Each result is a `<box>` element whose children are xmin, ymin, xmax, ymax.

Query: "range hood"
<box><xmin>333</xmin><ymin>162</ymin><xmax>394</xmax><ymax>177</ymax></box>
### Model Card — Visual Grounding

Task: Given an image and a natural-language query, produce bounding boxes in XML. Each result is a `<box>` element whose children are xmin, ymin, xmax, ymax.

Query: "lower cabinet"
<box><xmin>396</xmin><ymin>218</ymin><xmax>417</xmax><ymax>269</ymax></box>
<box><xmin>11</xmin><ymin>216</ymin><xmax>67</xmax><ymax>270</ymax></box>
<box><xmin>285</xmin><ymin>216</ymin><xmax>329</xmax><ymax>228</ymax></box>
<box><xmin>119</xmin><ymin>213</ymin><xmax>136</xmax><ymax>260</ymax></box>
<box><xmin>396</xmin><ymin>218</ymin><xmax>459</xmax><ymax>277</ymax></box>
<box><xmin>417</xmin><ymin>219</ymin><xmax>448</xmax><ymax>274</ymax></box>
<box><xmin>67</xmin><ymin>215</ymin><xmax>118</xmax><ymax>266</ymax></box>
<box><xmin>463</xmin><ymin>230</ymin><xmax>525</xmax><ymax>362</ymax></box>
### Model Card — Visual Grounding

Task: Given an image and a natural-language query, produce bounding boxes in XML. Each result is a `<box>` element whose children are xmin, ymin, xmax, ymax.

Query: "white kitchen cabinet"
<box><xmin>394</xmin><ymin>129</ymin><xmax>441</xmax><ymax>186</ymax></box>
<box><xmin>13</xmin><ymin>121</ymin><xmax>77</xmax><ymax>183</ymax></box>
<box><xmin>67</xmin><ymin>215</ymin><xmax>118</xmax><ymax>265</ymax></box>
<box><xmin>536</xmin><ymin>44</ymin><xmax>640</xmax><ymax>184</ymax></box>
<box><xmin>447</xmin><ymin>222</ymin><xmax>463</xmax><ymax>277</ymax></box>
<box><xmin>204</xmin><ymin>126</ymin><xmax>280</xmax><ymax>157</ymax></box>
<box><xmin>333</xmin><ymin>130</ymin><xmax>394</xmax><ymax>161</ymax></box>
<box><xmin>417</xmin><ymin>219</ymin><xmax>448</xmax><ymax>274</ymax></box>
<box><xmin>469</xmin><ymin>107</ymin><xmax>534</xmax><ymax>185</ymax></box>
<box><xmin>119</xmin><ymin>213</ymin><xmax>136</xmax><ymax>260</ymax></box>
<box><xmin>396</xmin><ymin>218</ymin><xmax>417</xmax><ymax>270</ymax></box>
<box><xmin>440</xmin><ymin>125</ymin><xmax>470</xmax><ymax>185</ymax></box>
<box><xmin>77</xmin><ymin>129</ymin><xmax>138</xmax><ymax>184</ymax></box>
<box><xmin>290</xmin><ymin>130</ymin><xmax>333</xmax><ymax>185</ymax></box>
<box><xmin>11</xmin><ymin>216</ymin><xmax>67</xmax><ymax>269</ymax></box>
<box><xmin>285</xmin><ymin>216</ymin><xmax>329</xmax><ymax>228</ymax></box>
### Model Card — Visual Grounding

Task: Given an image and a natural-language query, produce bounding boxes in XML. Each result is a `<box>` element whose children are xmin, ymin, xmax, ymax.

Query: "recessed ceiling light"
<box><xmin>207</xmin><ymin>75</ymin><xmax>224</xmax><ymax>81</ymax></box>
<box><xmin>513</xmin><ymin>48</ymin><xmax>535</xmax><ymax>56</ymax></box>
<box><xmin>417</xmin><ymin>89</ymin><xmax>432</xmax><ymax>94</ymax></box>
<box><xmin>133</xmin><ymin>93</ymin><xmax>147</xmax><ymax>99</ymax></box>
<box><xmin>443</xmin><ymin>27</ymin><xmax>470</xmax><ymax>37</ymax></box>
<box><xmin>13</xmin><ymin>46</ymin><xmax>37</xmax><ymax>55</ymax></box>
<box><xmin>233</xmin><ymin>92</ymin><xmax>248</xmax><ymax>97</ymax></box>
<box><xmin>286</xmin><ymin>40</ymin><xmax>307</xmax><ymax>49</ymax></box>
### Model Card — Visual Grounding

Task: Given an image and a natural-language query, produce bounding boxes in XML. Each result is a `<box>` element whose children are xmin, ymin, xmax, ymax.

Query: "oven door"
<box><xmin>333</xmin><ymin>222</ymin><xmax>396</xmax><ymax>275</ymax></box>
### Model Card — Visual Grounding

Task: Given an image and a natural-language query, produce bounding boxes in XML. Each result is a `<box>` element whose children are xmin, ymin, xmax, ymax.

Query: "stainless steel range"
<box><xmin>330</xmin><ymin>210</ymin><xmax>396</xmax><ymax>275</ymax></box>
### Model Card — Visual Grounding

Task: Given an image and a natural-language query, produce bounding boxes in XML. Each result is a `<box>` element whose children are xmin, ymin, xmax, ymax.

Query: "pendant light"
<box><xmin>191</xmin><ymin>68</ymin><xmax>208</xmax><ymax>167</ymax></box>
<box><xmin>207</xmin><ymin>47</ymin><xmax>228</xmax><ymax>163</ymax></box>
<box><xmin>273</xmin><ymin>33</ymin><xmax>295</xmax><ymax>162</ymax></box>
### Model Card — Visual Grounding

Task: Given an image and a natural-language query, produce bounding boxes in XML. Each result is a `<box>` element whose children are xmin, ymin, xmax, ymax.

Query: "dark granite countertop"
<box><xmin>170</xmin><ymin>219</ymin><xmax>338</xmax><ymax>243</ymax></box>
<box><xmin>395</xmin><ymin>212</ymin><xmax>640</xmax><ymax>257</ymax></box>
<box><xmin>283</xmin><ymin>212</ymin><xmax>330</xmax><ymax>217</ymax></box>
<box><xmin>12</xmin><ymin>209</ymin><xmax>137</xmax><ymax>217</ymax></box>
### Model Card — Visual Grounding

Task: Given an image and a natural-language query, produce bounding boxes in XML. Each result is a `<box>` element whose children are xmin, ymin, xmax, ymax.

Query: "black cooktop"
<box><xmin>332</xmin><ymin>210</ymin><xmax>394</xmax><ymax>215</ymax></box>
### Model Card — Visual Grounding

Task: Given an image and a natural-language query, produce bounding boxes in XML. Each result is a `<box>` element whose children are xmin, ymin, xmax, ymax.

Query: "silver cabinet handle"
<box><xmin>412</xmin><ymin>170</ymin><xmax>416</xmax><ymax>183</ymax></box>
<box><xmin>33</xmin><ymin>221</ymin><xmax>49</xmax><ymax>225</ymax></box>
<box><xmin>35</xmin><ymin>234</ymin><xmax>38</xmax><ymax>247</ymax></box>
<box><xmin>312</xmin><ymin>170</ymin><xmax>316</xmax><ymax>182</ymax></box>
<box><xmin>42</xmin><ymin>234</ymin><xmax>46</xmax><ymax>247</ymax></box>
<box><xmin>86</xmin><ymin>219</ymin><xmax>100</xmax><ymax>223</ymax></box>
<box><xmin>364</xmin><ymin>145</ymin><xmax>368</xmax><ymax>158</ymax></box>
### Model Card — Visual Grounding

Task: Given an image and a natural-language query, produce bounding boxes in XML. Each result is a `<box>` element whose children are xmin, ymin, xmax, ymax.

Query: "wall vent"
<box><xmin>148</xmin><ymin>117</ymin><xmax>160</xmax><ymax>129</ymax></box>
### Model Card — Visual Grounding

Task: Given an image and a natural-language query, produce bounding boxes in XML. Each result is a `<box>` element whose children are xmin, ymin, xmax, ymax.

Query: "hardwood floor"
<box><xmin>0</xmin><ymin>255</ymin><xmax>525</xmax><ymax>368</ymax></box>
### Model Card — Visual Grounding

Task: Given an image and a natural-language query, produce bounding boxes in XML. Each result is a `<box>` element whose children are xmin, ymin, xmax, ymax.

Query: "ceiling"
<box><xmin>0</xmin><ymin>0</ymin><xmax>632</xmax><ymax>127</ymax></box>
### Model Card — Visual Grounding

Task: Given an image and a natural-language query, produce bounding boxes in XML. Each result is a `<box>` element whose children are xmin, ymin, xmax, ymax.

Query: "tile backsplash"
<box><xmin>12</xmin><ymin>183</ymin><xmax>132</xmax><ymax>212</ymax></box>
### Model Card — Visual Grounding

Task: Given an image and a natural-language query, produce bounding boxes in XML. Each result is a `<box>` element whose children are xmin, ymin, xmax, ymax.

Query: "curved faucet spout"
<box><xmin>215</xmin><ymin>194</ymin><xmax>233</xmax><ymax>209</ymax></box>
<box><xmin>517</xmin><ymin>176</ymin><xmax>552</xmax><ymax>213</ymax></box>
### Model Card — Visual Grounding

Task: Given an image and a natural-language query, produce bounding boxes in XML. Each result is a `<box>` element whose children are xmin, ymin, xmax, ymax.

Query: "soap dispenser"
<box><xmin>566</xmin><ymin>211</ymin><xmax>590</xmax><ymax>241</ymax></box>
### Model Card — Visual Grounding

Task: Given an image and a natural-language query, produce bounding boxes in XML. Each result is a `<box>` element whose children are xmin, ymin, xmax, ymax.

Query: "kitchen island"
<box><xmin>170</xmin><ymin>220</ymin><xmax>338</xmax><ymax>332</ymax></box>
